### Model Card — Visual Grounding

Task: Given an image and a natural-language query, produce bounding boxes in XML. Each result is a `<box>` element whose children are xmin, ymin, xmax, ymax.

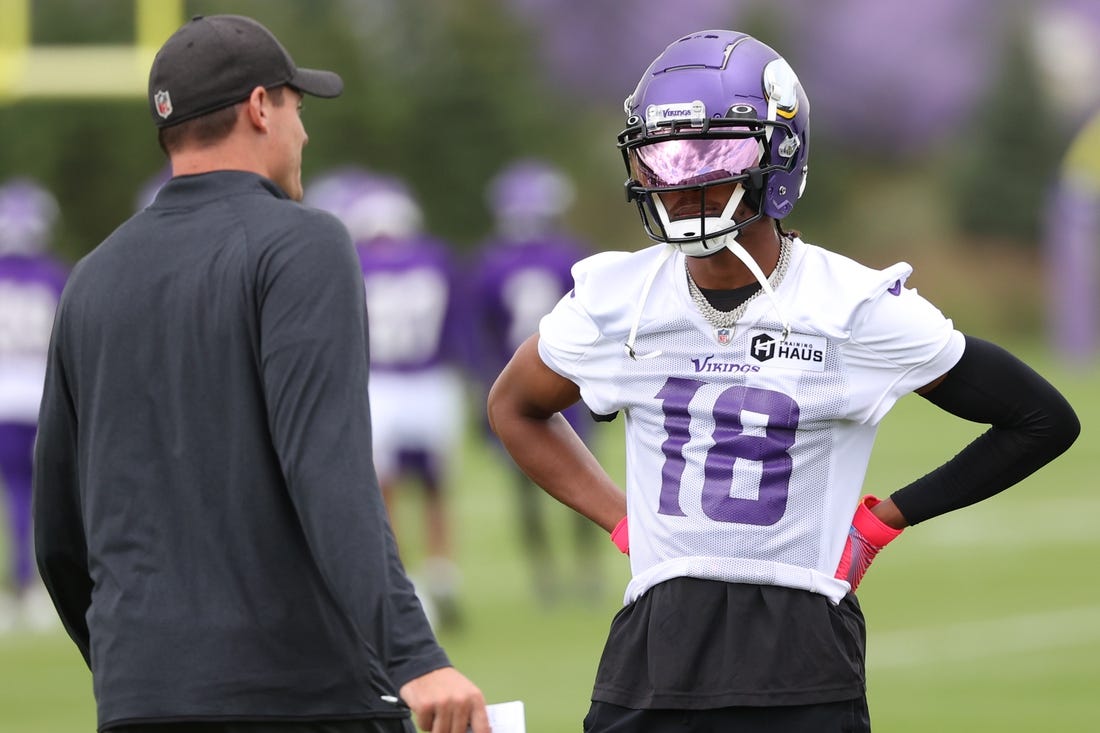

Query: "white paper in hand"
<box><xmin>472</xmin><ymin>700</ymin><xmax>525</xmax><ymax>733</ymax></box>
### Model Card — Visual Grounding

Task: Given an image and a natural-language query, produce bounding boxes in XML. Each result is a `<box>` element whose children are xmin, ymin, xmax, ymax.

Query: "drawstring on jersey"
<box><xmin>624</xmin><ymin>245</ymin><xmax>674</xmax><ymax>360</ymax></box>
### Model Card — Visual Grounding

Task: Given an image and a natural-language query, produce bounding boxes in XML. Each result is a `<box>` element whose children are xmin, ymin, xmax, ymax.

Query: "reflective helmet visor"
<box><xmin>629</xmin><ymin>137</ymin><xmax>762</xmax><ymax>189</ymax></box>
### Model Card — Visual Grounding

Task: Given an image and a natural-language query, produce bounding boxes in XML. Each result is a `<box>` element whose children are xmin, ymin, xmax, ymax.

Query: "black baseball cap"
<box><xmin>148</xmin><ymin>15</ymin><xmax>343</xmax><ymax>128</ymax></box>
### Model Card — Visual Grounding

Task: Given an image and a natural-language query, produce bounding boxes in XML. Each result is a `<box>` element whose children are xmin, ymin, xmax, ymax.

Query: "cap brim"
<box><xmin>290</xmin><ymin>68</ymin><xmax>343</xmax><ymax>98</ymax></box>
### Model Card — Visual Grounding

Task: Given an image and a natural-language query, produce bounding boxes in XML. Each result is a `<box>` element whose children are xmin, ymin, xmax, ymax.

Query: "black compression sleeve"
<box><xmin>889</xmin><ymin>335</ymin><xmax>1079</xmax><ymax>525</ymax></box>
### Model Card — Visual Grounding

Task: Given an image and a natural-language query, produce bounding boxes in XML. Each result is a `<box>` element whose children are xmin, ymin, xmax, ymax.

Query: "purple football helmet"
<box><xmin>486</xmin><ymin>158</ymin><xmax>576</xmax><ymax>240</ymax></box>
<box><xmin>304</xmin><ymin>166</ymin><xmax>424</xmax><ymax>241</ymax></box>
<box><xmin>619</xmin><ymin>31</ymin><xmax>810</xmax><ymax>257</ymax></box>
<box><xmin>0</xmin><ymin>178</ymin><xmax>60</xmax><ymax>256</ymax></box>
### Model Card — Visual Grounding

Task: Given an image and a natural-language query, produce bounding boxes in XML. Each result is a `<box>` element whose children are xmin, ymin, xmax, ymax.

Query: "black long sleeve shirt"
<box><xmin>33</xmin><ymin>171</ymin><xmax>448</xmax><ymax>729</ymax></box>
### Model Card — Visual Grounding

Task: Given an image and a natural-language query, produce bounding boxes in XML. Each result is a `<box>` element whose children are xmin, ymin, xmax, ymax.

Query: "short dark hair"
<box><xmin>157</xmin><ymin>86</ymin><xmax>287</xmax><ymax>156</ymax></box>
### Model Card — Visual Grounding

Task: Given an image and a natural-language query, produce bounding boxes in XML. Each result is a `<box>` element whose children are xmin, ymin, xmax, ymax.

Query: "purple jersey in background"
<box><xmin>357</xmin><ymin>234</ymin><xmax>468</xmax><ymax>374</ymax></box>
<box><xmin>0</xmin><ymin>178</ymin><xmax>68</xmax><ymax>617</ymax></box>
<box><xmin>304</xmin><ymin>166</ymin><xmax>468</xmax><ymax>374</ymax></box>
<box><xmin>472</xmin><ymin>159</ymin><xmax>606</xmax><ymax>605</ymax></box>
<box><xmin>471</xmin><ymin>159</ymin><xmax>593</xmax><ymax>436</ymax></box>
<box><xmin>0</xmin><ymin>176</ymin><xmax>69</xmax><ymax>425</ymax></box>
<box><xmin>0</xmin><ymin>253</ymin><xmax>68</xmax><ymax>422</ymax></box>
<box><xmin>469</xmin><ymin>234</ymin><xmax>586</xmax><ymax>376</ymax></box>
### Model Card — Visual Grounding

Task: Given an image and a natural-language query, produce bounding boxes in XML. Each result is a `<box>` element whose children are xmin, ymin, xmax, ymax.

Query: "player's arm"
<box><xmin>487</xmin><ymin>334</ymin><xmax>627</xmax><ymax>535</ymax></box>
<box><xmin>838</xmin><ymin>335</ymin><xmax>1079</xmax><ymax>591</ymax></box>
<box><xmin>858</xmin><ymin>370</ymin><xmax>949</xmax><ymax>529</ymax></box>
<box><xmin>886</xmin><ymin>334</ymin><xmax>1079</xmax><ymax>524</ymax></box>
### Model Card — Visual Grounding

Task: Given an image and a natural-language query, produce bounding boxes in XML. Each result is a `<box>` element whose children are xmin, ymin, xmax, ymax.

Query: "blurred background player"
<box><xmin>469</xmin><ymin>158</ymin><xmax>604</xmax><ymax>605</ymax></box>
<box><xmin>1044</xmin><ymin>106</ymin><xmax>1100</xmax><ymax>364</ymax></box>
<box><xmin>0</xmin><ymin>178</ymin><xmax>68</xmax><ymax>632</ymax></box>
<box><xmin>305</xmin><ymin>167</ymin><xmax>468</xmax><ymax>630</ymax></box>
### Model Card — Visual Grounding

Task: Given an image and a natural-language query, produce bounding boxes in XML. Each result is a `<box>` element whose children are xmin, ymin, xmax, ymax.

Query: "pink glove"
<box><xmin>834</xmin><ymin>495</ymin><xmax>903</xmax><ymax>592</ymax></box>
<box><xmin>610</xmin><ymin>516</ymin><xmax>629</xmax><ymax>555</ymax></box>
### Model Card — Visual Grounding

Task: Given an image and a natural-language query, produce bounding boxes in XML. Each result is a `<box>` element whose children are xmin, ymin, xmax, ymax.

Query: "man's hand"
<box><xmin>400</xmin><ymin>667</ymin><xmax>490</xmax><ymax>733</ymax></box>
<box><xmin>834</xmin><ymin>495</ymin><xmax>905</xmax><ymax>592</ymax></box>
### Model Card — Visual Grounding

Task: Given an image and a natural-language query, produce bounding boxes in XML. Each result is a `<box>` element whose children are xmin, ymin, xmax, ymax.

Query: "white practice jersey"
<box><xmin>538</xmin><ymin>238</ymin><xmax>965</xmax><ymax>604</ymax></box>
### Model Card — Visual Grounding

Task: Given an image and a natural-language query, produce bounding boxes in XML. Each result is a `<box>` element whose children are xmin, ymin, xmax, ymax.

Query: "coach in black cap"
<box><xmin>148</xmin><ymin>14</ymin><xmax>343</xmax><ymax>128</ymax></box>
<box><xmin>34</xmin><ymin>14</ymin><xmax>490</xmax><ymax>733</ymax></box>
<box><xmin>145</xmin><ymin>14</ymin><xmax>346</xmax><ymax>201</ymax></box>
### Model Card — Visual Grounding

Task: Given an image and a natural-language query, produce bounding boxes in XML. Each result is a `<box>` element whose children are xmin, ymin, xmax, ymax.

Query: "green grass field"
<box><xmin>1</xmin><ymin>347</ymin><xmax>1096</xmax><ymax>732</ymax></box>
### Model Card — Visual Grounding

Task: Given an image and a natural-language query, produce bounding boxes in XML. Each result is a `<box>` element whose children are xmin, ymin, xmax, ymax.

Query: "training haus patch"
<box><xmin>747</xmin><ymin>331</ymin><xmax>827</xmax><ymax>371</ymax></box>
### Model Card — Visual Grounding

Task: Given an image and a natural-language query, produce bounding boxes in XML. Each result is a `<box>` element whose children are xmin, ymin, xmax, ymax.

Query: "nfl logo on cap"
<box><xmin>154</xmin><ymin>90</ymin><xmax>173</xmax><ymax>119</ymax></box>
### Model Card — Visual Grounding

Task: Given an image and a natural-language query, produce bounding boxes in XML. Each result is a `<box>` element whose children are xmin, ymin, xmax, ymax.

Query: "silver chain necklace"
<box><xmin>685</xmin><ymin>236</ymin><xmax>792</xmax><ymax>331</ymax></box>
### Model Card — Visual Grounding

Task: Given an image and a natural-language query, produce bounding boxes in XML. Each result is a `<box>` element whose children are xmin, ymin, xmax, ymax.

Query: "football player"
<box><xmin>0</xmin><ymin>178</ymin><xmax>68</xmax><ymax>632</ymax></box>
<box><xmin>487</xmin><ymin>31</ymin><xmax>1080</xmax><ymax>732</ymax></box>
<box><xmin>469</xmin><ymin>159</ymin><xmax>604</xmax><ymax>605</ymax></box>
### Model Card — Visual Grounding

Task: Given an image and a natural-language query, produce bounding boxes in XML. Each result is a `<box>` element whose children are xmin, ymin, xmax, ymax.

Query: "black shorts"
<box><xmin>584</xmin><ymin>697</ymin><xmax>870</xmax><ymax>733</ymax></box>
<box><xmin>592</xmin><ymin>578</ymin><xmax>867</xmax><ymax>708</ymax></box>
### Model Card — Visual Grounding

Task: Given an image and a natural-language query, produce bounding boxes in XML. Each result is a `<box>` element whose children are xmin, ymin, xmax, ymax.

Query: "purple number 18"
<box><xmin>656</xmin><ymin>377</ymin><xmax>799</xmax><ymax>526</ymax></box>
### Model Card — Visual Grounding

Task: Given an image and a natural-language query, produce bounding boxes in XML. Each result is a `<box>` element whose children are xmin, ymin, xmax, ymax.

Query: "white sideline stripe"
<box><xmin>902</xmin><ymin>498</ymin><xmax>1100</xmax><ymax>549</ymax></box>
<box><xmin>868</xmin><ymin>605</ymin><xmax>1100</xmax><ymax>670</ymax></box>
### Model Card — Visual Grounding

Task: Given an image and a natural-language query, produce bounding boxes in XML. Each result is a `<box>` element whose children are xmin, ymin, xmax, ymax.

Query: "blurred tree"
<box><xmin>949</xmin><ymin>24</ymin><xmax>1064</xmax><ymax>247</ymax></box>
<box><xmin>0</xmin><ymin>0</ymin><xmax>576</xmax><ymax>256</ymax></box>
<box><xmin>30</xmin><ymin>0</ymin><xmax>135</xmax><ymax>44</ymax></box>
<box><xmin>182</xmin><ymin>0</ymin><xmax>582</xmax><ymax>249</ymax></box>
<box><xmin>0</xmin><ymin>0</ymin><xmax>1083</xmax><ymax>297</ymax></box>
<box><xmin>0</xmin><ymin>100</ymin><xmax>160</xmax><ymax>263</ymax></box>
<box><xmin>785</xmin><ymin>0</ymin><xmax>1005</xmax><ymax>159</ymax></box>
<box><xmin>504</xmin><ymin>0</ymin><xmax>741</xmax><ymax>100</ymax></box>
<box><xmin>0</xmin><ymin>1</ymin><xmax>159</xmax><ymax>261</ymax></box>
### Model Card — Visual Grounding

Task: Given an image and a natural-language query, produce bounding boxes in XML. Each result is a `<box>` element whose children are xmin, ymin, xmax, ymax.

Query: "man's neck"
<box><xmin>685</xmin><ymin>221</ymin><xmax>783</xmax><ymax>290</ymax></box>
<box><xmin>170</xmin><ymin>141</ymin><xmax>266</xmax><ymax>179</ymax></box>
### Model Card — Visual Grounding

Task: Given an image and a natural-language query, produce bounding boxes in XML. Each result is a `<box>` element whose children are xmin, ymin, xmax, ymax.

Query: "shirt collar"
<box><xmin>152</xmin><ymin>170</ymin><xmax>289</xmax><ymax>208</ymax></box>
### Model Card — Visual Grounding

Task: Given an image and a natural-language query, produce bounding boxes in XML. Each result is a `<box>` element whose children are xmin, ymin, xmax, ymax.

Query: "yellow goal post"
<box><xmin>0</xmin><ymin>0</ymin><xmax>183</xmax><ymax>101</ymax></box>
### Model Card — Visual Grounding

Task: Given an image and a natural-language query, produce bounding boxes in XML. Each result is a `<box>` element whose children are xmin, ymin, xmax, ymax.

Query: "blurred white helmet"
<box><xmin>0</xmin><ymin>178</ymin><xmax>60</xmax><ymax>256</ymax></box>
<box><xmin>304</xmin><ymin>167</ymin><xmax>424</xmax><ymax>241</ymax></box>
<box><xmin>486</xmin><ymin>158</ymin><xmax>576</xmax><ymax>240</ymax></box>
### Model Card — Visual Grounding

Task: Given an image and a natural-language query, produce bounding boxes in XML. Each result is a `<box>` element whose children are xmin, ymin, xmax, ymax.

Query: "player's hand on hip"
<box><xmin>400</xmin><ymin>666</ymin><xmax>490</xmax><ymax>733</ymax></box>
<box><xmin>834</xmin><ymin>495</ymin><xmax>905</xmax><ymax>592</ymax></box>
